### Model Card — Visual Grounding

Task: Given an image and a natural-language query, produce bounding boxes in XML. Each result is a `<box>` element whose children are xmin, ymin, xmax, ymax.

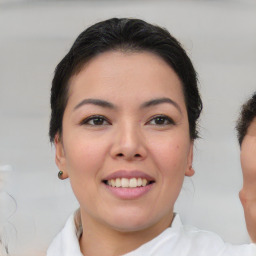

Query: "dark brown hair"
<box><xmin>236</xmin><ymin>92</ymin><xmax>256</xmax><ymax>146</ymax></box>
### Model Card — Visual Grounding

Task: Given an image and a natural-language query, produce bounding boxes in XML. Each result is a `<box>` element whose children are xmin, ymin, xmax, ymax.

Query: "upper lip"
<box><xmin>103</xmin><ymin>170</ymin><xmax>155</xmax><ymax>181</ymax></box>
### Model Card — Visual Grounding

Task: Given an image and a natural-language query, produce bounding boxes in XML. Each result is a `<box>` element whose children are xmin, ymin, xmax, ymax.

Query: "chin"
<box><xmin>110</xmin><ymin>220</ymin><xmax>154</xmax><ymax>233</ymax></box>
<box><xmin>103</xmin><ymin>207</ymin><xmax>159</xmax><ymax>233</ymax></box>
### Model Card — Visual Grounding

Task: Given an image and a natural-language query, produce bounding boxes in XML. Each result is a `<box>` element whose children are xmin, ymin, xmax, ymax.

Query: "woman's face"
<box><xmin>55</xmin><ymin>51</ymin><xmax>194</xmax><ymax>233</ymax></box>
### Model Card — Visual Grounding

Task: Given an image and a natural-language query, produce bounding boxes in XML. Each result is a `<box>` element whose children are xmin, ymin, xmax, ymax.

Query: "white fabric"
<box><xmin>47</xmin><ymin>213</ymin><xmax>256</xmax><ymax>256</ymax></box>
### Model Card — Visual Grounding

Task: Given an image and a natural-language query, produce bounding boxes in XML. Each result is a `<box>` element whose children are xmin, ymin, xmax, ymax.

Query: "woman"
<box><xmin>47</xmin><ymin>18</ymin><xmax>256</xmax><ymax>255</ymax></box>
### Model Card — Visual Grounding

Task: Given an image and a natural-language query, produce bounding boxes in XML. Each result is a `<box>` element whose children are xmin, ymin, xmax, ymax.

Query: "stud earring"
<box><xmin>58</xmin><ymin>170</ymin><xmax>64</xmax><ymax>179</ymax></box>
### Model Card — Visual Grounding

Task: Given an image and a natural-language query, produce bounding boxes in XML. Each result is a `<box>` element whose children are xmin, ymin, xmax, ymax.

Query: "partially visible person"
<box><xmin>236</xmin><ymin>92</ymin><xmax>256</xmax><ymax>242</ymax></box>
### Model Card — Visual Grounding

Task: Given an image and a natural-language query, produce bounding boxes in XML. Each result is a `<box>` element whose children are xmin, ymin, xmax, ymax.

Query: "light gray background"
<box><xmin>0</xmin><ymin>0</ymin><xmax>256</xmax><ymax>255</ymax></box>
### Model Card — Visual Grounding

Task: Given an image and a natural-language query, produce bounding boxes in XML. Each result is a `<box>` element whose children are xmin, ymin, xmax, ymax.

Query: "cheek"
<box><xmin>150</xmin><ymin>137</ymin><xmax>190</xmax><ymax>172</ymax></box>
<box><xmin>63</xmin><ymin>134</ymin><xmax>108</xmax><ymax>178</ymax></box>
<box><xmin>63</xmin><ymin>135</ymin><xmax>110</xmax><ymax>208</ymax></box>
<box><xmin>241</xmin><ymin>136</ymin><xmax>256</xmax><ymax>171</ymax></box>
<box><xmin>149</xmin><ymin>138</ymin><xmax>190</xmax><ymax>210</ymax></box>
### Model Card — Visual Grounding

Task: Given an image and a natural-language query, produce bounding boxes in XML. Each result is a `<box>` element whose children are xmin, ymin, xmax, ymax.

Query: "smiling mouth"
<box><xmin>103</xmin><ymin>178</ymin><xmax>155</xmax><ymax>188</ymax></box>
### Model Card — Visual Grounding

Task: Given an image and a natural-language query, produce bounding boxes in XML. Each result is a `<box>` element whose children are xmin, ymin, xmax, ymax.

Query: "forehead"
<box><xmin>68</xmin><ymin>51</ymin><xmax>185</xmax><ymax>109</ymax></box>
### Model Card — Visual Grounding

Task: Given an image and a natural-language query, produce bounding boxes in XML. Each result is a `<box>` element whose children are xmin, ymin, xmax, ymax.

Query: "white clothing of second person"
<box><xmin>47</xmin><ymin>212</ymin><xmax>256</xmax><ymax>256</ymax></box>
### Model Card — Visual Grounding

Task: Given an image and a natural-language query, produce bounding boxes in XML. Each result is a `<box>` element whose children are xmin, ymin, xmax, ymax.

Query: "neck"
<box><xmin>78</xmin><ymin>210</ymin><xmax>174</xmax><ymax>256</ymax></box>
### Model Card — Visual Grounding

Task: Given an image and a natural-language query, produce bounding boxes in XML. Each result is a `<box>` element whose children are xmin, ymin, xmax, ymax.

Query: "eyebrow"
<box><xmin>74</xmin><ymin>97</ymin><xmax>182</xmax><ymax>113</ymax></box>
<box><xmin>74</xmin><ymin>99</ymin><xmax>115</xmax><ymax>110</ymax></box>
<box><xmin>140</xmin><ymin>97</ymin><xmax>182</xmax><ymax>113</ymax></box>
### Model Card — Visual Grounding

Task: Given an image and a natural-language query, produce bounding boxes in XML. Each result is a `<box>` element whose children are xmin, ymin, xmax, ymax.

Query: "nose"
<box><xmin>110</xmin><ymin>122</ymin><xmax>147</xmax><ymax>161</ymax></box>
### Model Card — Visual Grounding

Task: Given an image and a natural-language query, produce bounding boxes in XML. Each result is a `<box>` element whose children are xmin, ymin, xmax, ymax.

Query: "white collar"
<box><xmin>47</xmin><ymin>213</ymin><xmax>83</xmax><ymax>256</ymax></box>
<box><xmin>47</xmin><ymin>212</ymin><xmax>182</xmax><ymax>256</ymax></box>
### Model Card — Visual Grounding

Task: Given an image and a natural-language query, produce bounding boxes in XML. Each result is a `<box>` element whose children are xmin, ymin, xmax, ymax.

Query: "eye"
<box><xmin>146</xmin><ymin>115</ymin><xmax>175</xmax><ymax>126</ymax></box>
<box><xmin>80</xmin><ymin>115</ymin><xmax>111</xmax><ymax>126</ymax></box>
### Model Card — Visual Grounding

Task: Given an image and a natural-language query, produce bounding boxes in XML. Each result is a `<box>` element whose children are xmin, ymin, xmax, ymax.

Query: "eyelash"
<box><xmin>80</xmin><ymin>114</ymin><xmax>175</xmax><ymax>127</ymax></box>
<box><xmin>146</xmin><ymin>115</ymin><xmax>175</xmax><ymax>126</ymax></box>
<box><xmin>80</xmin><ymin>115</ymin><xmax>111</xmax><ymax>126</ymax></box>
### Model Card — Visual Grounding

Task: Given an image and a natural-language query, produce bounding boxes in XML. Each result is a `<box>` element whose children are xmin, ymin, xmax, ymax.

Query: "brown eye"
<box><xmin>90</xmin><ymin>117</ymin><xmax>105</xmax><ymax>125</ymax></box>
<box><xmin>81</xmin><ymin>115</ymin><xmax>111</xmax><ymax>126</ymax></box>
<box><xmin>147</xmin><ymin>115</ymin><xmax>175</xmax><ymax>126</ymax></box>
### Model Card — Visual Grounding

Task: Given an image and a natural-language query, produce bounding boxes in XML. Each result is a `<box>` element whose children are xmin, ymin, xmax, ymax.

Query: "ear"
<box><xmin>185</xmin><ymin>142</ymin><xmax>195</xmax><ymax>177</ymax></box>
<box><xmin>54</xmin><ymin>133</ymin><xmax>69</xmax><ymax>179</ymax></box>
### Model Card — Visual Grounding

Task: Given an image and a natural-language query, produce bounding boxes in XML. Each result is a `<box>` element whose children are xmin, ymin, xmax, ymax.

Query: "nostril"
<box><xmin>134</xmin><ymin>154</ymin><xmax>141</xmax><ymax>157</ymax></box>
<box><xmin>116</xmin><ymin>153</ymin><xmax>124</xmax><ymax>157</ymax></box>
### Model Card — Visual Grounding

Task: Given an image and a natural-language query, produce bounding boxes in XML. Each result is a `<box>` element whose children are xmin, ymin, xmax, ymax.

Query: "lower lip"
<box><xmin>103</xmin><ymin>183</ymin><xmax>154</xmax><ymax>200</ymax></box>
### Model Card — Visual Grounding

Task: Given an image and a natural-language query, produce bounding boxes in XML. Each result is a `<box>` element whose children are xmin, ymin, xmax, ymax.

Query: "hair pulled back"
<box><xmin>49</xmin><ymin>18</ymin><xmax>202</xmax><ymax>142</ymax></box>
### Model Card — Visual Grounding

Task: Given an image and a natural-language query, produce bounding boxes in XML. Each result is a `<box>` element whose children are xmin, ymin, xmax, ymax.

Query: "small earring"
<box><xmin>58</xmin><ymin>170</ymin><xmax>64</xmax><ymax>179</ymax></box>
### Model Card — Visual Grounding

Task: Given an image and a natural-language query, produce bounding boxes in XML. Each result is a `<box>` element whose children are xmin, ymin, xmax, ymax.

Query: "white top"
<box><xmin>47</xmin><ymin>213</ymin><xmax>256</xmax><ymax>256</ymax></box>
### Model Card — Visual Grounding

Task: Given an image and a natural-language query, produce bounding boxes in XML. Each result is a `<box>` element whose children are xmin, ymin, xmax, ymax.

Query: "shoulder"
<box><xmin>125</xmin><ymin>214</ymin><xmax>256</xmax><ymax>256</ymax></box>
<box><xmin>171</xmin><ymin>215</ymin><xmax>256</xmax><ymax>256</ymax></box>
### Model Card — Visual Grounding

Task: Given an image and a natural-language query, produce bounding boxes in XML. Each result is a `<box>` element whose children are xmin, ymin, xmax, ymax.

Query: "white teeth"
<box><xmin>121</xmin><ymin>178</ymin><xmax>129</xmax><ymax>188</ymax></box>
<box><xmin>106</xmin><ymin>177</ymin><xmax>150</xmax><ymax>188</ymax></box>
<box><xmin>116</xmin><ymin>178</ymin><xmax>121</xmax><ymax>187</ymax></box>
<box><xmin>129</xmin><ymin>178</ymin><xmax>137</xmax><ymax>188</ymax></box>
<box><xmin>110</xmin><ymin>179</ymin><xmax>115</xmax><ymax>187</ymax></box>
<box><xmin>142</xmin><ymin>178</ymin><xmax>147</xmax><ymax>186</ymax></box>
